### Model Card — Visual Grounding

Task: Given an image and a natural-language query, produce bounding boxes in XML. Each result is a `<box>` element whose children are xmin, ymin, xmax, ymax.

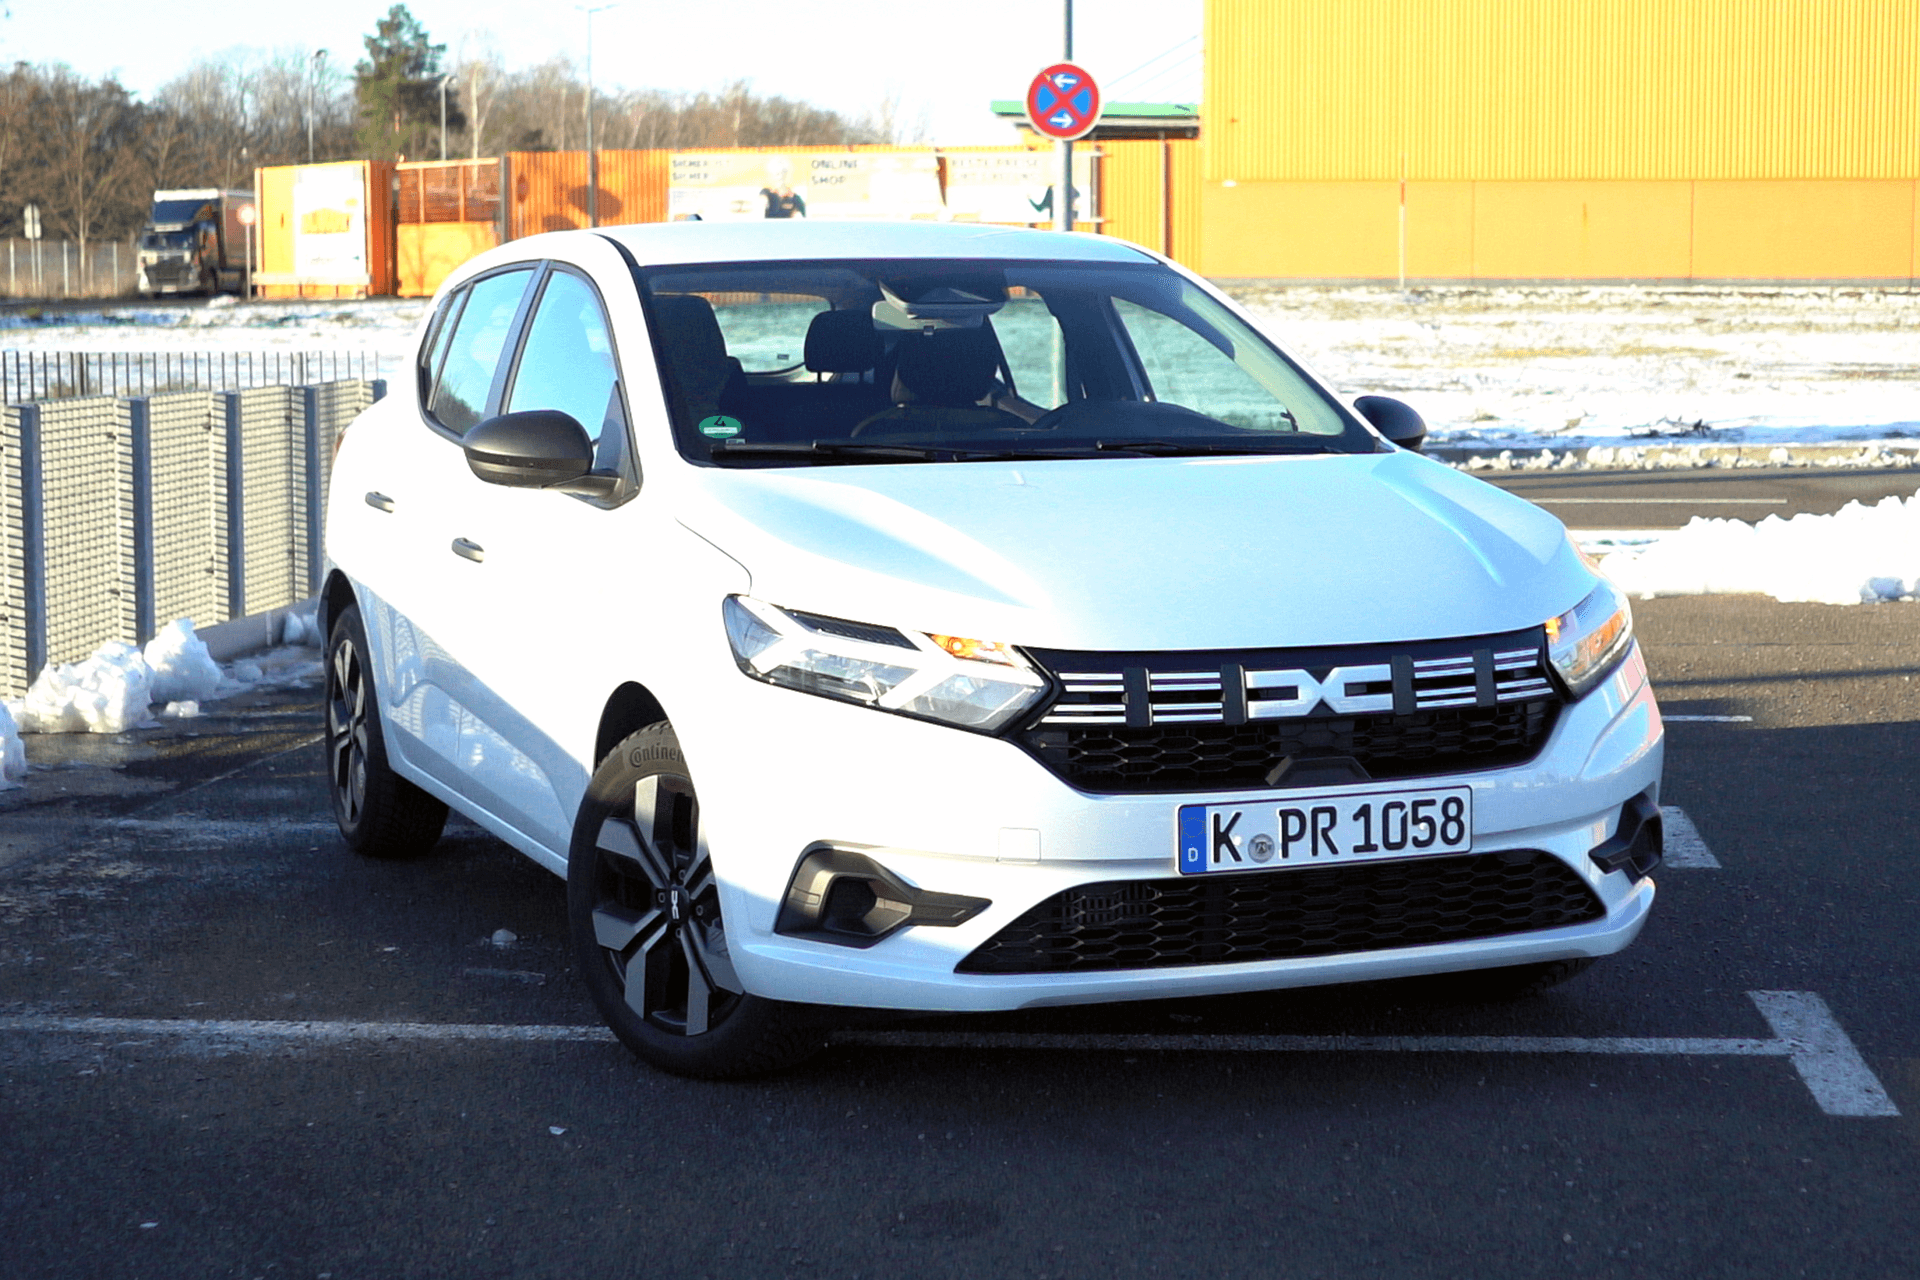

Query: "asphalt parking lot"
<box><xmin>1480</xmin><ymin>466</ymin><xmax>1920</xmax><ymax>529</ymax></box>
<box><xmin>1</xmin><ymin>590</ymin><xmax>1916</xmax><ymax>1279</ymax></box>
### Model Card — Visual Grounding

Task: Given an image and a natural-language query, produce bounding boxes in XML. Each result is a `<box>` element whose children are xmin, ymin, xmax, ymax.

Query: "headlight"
<box><xmin>722</xmin><ymin>596</ymin><xmax>1048</xmax><ymax>733</ymax></box>
<box><xmin>1545</xmin><ymin>576</ymin><xmax>1634</xmax><ymax>700</ymax></box>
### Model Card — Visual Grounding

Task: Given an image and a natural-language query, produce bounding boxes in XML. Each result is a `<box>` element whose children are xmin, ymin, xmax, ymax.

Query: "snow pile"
<box><xmin>144</xmin><ymin>618</ymin><xmax>223</xmax><ymax>703</ymax></box>
<box><xmin>1598</xmin><ymin>489</ymin><xmax>1920</xmax><ymax>605</ymax></box>
<box><xmin>9</xmin><ymin>617</ymin><xmax>286</xmax><ymax>738</ymax></box>
<box><xmin>16</xmin><ymin>641</ymin><xmax>156</xmax><ymax>733</ymax></box>
<box><xmin>279</xmin><ymin>606</ymin><xmax>323</xmax><ymax>646</ymax></box>
<box><xmin>0</xmin><ymin>703</ymin><xmax>27</xmax><ymax>787</ymax></box>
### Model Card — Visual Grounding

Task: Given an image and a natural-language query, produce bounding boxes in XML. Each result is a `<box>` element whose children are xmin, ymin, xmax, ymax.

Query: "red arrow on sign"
<box><xmin>1026</xmin><ymin>62</ymin><xmax>1102</xmax><ymax>141</ymax></box>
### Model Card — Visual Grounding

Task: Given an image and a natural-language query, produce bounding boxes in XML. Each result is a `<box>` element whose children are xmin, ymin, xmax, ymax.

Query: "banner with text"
<box><xmin>668</xmin><ymin>152</ymin><xmax>945</xmax><ymax>222</ymax></box>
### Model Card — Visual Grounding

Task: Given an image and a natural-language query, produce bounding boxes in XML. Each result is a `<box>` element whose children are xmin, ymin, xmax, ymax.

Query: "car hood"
<box><xmin>674</xmin><ymin>451</ymin><xmax>1594</xmax><ymax>652</ymax></box>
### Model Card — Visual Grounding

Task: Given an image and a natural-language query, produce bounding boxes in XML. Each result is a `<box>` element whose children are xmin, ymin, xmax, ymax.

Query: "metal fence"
<box><xmin>1</xmin><ymin>350</ymin><xmax>382</xmax><ymax>405</ymax></box>
<box><xmin>3</xmin><ymin>239</ymin><xmax>138</xmax><ymax>299</ymax></box>
<box><xmin>0</xmin><ymin>379</ymin><xmax>384</xmax><ymax>696</ymax></box>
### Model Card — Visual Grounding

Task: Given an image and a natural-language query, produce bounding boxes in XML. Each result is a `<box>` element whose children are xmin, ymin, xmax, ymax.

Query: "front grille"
<box><xmin>957</xmin><ymin>850</ymin><xmax>1603</xmax><ymax>975</ymax></box>
<box><xmin>1020</xmin><ymin>628</ymin><xmax>1560</xmax><ymax>793</ymax></box>
<box><xmin>1025</xmin><ymin>701</ymin><xmax>1556</xmax><ymax>793</ymax></box>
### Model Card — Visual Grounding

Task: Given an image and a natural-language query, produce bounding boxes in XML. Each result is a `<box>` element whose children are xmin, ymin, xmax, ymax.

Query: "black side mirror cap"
<box><xmin>1354</xmin><ymin>395</ymin><xmax>1427</xmax><ymax>452</ymax></box>
<box><xmin>463</xmin><ymin>410</ymin><xmax>615</xmax><ymax>495</ymax></box>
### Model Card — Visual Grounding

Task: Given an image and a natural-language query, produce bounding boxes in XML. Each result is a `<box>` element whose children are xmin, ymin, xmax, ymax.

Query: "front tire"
<box><xmin>325</xmin><ymin>602</ymin><xmax>448</xmax><ymax>858</ymax></box>
<box><xmin>568</xmin><ymin>724</ymin><xmax>820</xmax><ymax>1079</ymax></box>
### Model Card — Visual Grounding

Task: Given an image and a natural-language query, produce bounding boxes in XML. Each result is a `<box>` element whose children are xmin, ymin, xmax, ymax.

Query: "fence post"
<box><xmin>223</xmin><ymin>391</ymin><xmax>246</xmax><ymax>620</ymax></box>
<box><xmin>301</xmin><ymin>385</ymin><xmax>324</xmax><ymax>598</ymax></box>
<box><xmin>128</xmin><ymin>397</ymin><xmax>157</xmax><ymax>642</ymax></box>
<box><xmin>19</xmin><ymin>404</ymin><xmax>46</xmax><ymax>681</ymax></box>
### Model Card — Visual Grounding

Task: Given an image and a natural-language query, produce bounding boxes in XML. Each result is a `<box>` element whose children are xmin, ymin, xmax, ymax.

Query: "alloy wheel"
<box><xmin>326</xmin><ymin>635</ymin><xmax>369</xmax><ymax>827</ymax></box>
<box><xmin>587</xmin><ymin>774</ymin><xmax>743</xmax><ymax>1035</ymax></box>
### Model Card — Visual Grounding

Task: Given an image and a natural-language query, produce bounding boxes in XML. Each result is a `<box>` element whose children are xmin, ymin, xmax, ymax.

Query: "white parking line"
<box><xmin>1661</xmin><ymin>807</ymin><xmax>1723</xmax><ymax>868</ymax></box>
<box><xmin>0</xmin><ymin>991</ymin><xmax>1894</xmax><ymax>1116</ymax></box>
<box><xmin>1664</xmin><ymin>715</ymin><xmax>1754</xmax><ymax>723</ymax></box>
<box><xmin>1750</xmin><ymin>991</ymin><xmax>1901</xmax><ymax>1118</ymax></box>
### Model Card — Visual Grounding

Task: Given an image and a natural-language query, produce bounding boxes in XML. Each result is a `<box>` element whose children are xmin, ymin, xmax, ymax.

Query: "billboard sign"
<box><xmin>291</xmin><ymin>164</ymin><xmax>368</xmax><ymax>280</ymax></box>
<box><xmin>667</xmin><ymin>152</ymin><xmax>944</xmax><ymax>222</ymax></box>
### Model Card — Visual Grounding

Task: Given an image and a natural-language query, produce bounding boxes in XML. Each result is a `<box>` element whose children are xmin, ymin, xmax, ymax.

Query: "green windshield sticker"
<box><xmin>698</xmin><ymin>415</ymin><xmax>743</xmax><ymax>439</ymax></box>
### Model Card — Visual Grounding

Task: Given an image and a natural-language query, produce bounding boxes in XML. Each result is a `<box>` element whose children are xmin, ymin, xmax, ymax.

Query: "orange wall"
<box><xmin>254</xmin><ymin>161</ymin><xmax>394</xmax><ymax>298</ymax></box>
<box><xmin>398</xmin><ymin>223</ymin><xmax>499</xmax><ymax>297</ymax></box>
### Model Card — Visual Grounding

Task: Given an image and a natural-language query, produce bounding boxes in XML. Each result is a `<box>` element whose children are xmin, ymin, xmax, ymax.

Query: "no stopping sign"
<box><xmin>1026</xmin><ymin>63</ymin><xmax>1102</xmax><ymax>141</ymax></box>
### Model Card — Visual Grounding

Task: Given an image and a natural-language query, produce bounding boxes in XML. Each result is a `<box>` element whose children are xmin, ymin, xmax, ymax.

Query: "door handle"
<box><xmin>365</xmin><ymin>491</ymin><xmax>395</xmax><ymax>512</ymax></box>
<box><xmin>450</xmin><ymin>538</ymin><xmax>485</xmax><ymax>563</ymax></box>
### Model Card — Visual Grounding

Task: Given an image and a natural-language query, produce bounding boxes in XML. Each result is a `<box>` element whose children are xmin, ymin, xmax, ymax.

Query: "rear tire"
<box><xmin>568</xmin><ymin>723</ymin><xmax>821</xmax><ymax>1079</ymax></box>
<box><xmin>325</xmin><ymin>603</ymin><xmax>448</xmax><ymax>858</ymax></box>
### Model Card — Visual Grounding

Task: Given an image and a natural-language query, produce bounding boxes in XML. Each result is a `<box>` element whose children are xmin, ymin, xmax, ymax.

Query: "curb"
<box><xmin>195</xmin><ymin>599</ymin><xmax>318</xmax><ymax>664</ymax></box>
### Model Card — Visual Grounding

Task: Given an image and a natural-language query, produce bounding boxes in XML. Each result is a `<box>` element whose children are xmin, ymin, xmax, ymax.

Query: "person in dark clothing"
<box><xmin>761</xmin><ymin>186</ymin><xmax>806</xmax><ymax>218</ymax></box>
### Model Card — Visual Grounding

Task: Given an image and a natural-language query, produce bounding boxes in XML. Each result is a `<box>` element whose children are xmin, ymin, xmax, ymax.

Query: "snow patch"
<box><xmin>16</xmin><ymin>641</ymin><xmax>156</xmax><ymax>734</ymax></box>
<box><xmin>280</xmin><ymin>607</ymin><xmax>322</xmax><ymax>647</ymax></box>
<box><xmin>0</xmin><ymin>703</ymin><xmax>27</xmax><ymax>787</ymax></box>
<box><xmin>1598</xmin><ymin>489</ymin><xmax>1920</xmax><ymax>605</ymax></box>
<box><xmin>144</xmin><ymin>618</ymin><xmax>222</xmax><ymax>703</ymax></box>
<box><xmin>13</xmin><ymin>618</ymin><xmax>297</xmax><ymax>738</ymax></box>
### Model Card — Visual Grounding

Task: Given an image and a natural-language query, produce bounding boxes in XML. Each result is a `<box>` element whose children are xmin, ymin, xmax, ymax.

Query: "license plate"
<box><xmin>1177</xmin><ymin>786</ymin><xmax>1473</xmax><ymax>875</ymax></box>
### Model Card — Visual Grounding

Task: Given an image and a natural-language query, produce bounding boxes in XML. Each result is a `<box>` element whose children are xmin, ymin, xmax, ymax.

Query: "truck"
<box><xmin>135</xmin><ymin>189</ymin><xmax>252</xmax><ymax>298</ymax></box>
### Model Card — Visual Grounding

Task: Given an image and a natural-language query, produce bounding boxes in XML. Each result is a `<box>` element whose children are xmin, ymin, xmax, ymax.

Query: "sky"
<box><xmin>0</xmin><ymin>0</ymin><xmax>1203</xmax><ymax>144</ymax></box>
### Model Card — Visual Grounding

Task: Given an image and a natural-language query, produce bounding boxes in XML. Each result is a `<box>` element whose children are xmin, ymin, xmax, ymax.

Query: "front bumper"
<box><xmin>682</xmin><ymin>643</ymin><xmax>1663</xmax><ymax>1012</ymax></box>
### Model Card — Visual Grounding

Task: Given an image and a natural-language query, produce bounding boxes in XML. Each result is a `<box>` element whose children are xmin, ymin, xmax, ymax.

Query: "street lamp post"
<box><xmin>578</xmin><ymin>4</ymin><xmax>616</xmax><ymax>228</ymax></box>
<box><xmin>439</xmin><ymin>74</ymin><xmax>455</xmax><ymax>162</ymax></box>
<box><xmin>308</xmin><ymin>49</ymin><xmax>327</xmax><ymax>163</ymax></box>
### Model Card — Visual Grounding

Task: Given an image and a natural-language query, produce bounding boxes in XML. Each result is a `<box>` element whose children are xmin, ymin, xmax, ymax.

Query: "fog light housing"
<box><xmin>1589</xmin><ymin>792</ymin><xmax>1663</xmax><ymax>883</ymax></box>
<box><xmin>775</xmin><ymin>847</ymin><xmax>989</xmax><ymax>949</ymax></box>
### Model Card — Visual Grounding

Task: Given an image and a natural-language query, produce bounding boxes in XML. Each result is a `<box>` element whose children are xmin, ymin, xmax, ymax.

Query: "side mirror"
<box><xmin>1354</xmin><ymin>395</ymin><xmax>1426</xmax><ymax>452</ymax></box>
<box><xmin>463</xmin><ymin>410</ymin><xmax>614</xmax><ymax>495</ymax></box>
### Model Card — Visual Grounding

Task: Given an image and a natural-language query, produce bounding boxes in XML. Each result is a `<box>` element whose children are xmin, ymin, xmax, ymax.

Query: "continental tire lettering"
<box><xmin>629</xmin><ymin>746</ymin><xmax>683</xmax><ymax>767</ymax></box>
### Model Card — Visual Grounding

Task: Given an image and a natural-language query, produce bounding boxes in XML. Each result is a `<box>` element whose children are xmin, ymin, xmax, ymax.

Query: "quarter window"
<box><xmin>428</xmin><ymin>268</ymin><xmax>535</xmax><ymax>434</ymax></box>
<box><xmin>505</xmin><ymin>270</ymin><xmax>622</xmax><ymax>445</ymax></box>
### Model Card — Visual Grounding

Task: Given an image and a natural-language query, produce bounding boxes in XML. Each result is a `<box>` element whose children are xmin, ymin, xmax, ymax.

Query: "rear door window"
<box><xmin>427</xmin><ymin>267</ymin><xmax>535</xmax><ymax>434</ymax></box>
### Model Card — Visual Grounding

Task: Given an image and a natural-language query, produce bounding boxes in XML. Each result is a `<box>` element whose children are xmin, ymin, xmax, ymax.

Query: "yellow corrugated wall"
<box><xmin>1207</xmin><ymin>0</ymin><xmax>1920</xmax><ymax>182</ymax></box>
<box><xmin>1098</xmin><ymin>140</ymin><xmax>1206</xmax><ymax>263</ymax></box>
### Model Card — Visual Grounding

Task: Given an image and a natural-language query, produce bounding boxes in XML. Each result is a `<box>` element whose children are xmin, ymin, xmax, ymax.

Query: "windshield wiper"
<box><xmin>1091</xmin><ymin>439</ymin><xmax>1339</xmax><ymax>457</ymax></box>
<box><xmin>712</xmin><ymin>440</ymin><xmax>1107</xmax><ymax>464</ymax></box>
<box><xmin>711</xmin><ymin>440</ymin><xmax>949</xmax><ymax>463</ymax></box>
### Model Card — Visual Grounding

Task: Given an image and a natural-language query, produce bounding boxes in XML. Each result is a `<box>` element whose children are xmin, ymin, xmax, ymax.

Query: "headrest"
<box><xmin>649</xmin><ymin>294</ymin><xmax>733</xmax><ymax>409</ymax></box>
<box><xmin>650</xmin><ymin>294</ymin><xmax>729</xmax><ymax>370</ymax></box>
<box><xmin>804</xmin><ymin>308</ymin><xmax>882</xmax><ymax>374</ymax></box>
<box><xmin>891</xmin><ymin>326</ymin><xmax>1000</xmax><ymax>408</ymax></box>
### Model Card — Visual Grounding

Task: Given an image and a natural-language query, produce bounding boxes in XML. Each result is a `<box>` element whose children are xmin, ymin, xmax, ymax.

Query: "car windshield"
<box><xmin>142</xmin><ymin>231</ymin><xmax>195</xmax><ymax>250</ymax></box>
<box><xmin>634</xmin><ymin>258</ymin><xmax>1373</xmax><ymax>465</ymax></box>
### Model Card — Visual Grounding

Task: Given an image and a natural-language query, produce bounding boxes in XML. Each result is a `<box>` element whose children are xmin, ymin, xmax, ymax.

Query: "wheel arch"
<box><xmin>319</xmin><ymin>569</ymin><xmax>358</xmax><ymax>640</ymax></box>
<box><xmin>594</xmin><ymin>681</ymin><xmax>670</xmax><ymax>767</ymax></box>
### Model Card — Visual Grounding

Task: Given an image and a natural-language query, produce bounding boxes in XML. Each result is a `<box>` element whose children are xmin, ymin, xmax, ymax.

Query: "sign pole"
<box><xmin>1055</xmin><ymin>0</ymin><xmax>1073</xmax><ymax>232</ymax></box>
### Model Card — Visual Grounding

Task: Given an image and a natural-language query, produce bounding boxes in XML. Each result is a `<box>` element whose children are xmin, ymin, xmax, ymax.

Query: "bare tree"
<box><xmin>19</xmin><ymin>67</ymin><xmax>147</xmax><ymax>249</ymax></box>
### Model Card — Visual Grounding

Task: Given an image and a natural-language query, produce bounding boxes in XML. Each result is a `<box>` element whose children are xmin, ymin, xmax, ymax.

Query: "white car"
<box><xmin>321</xmin><ymin>221</ymin><xmax>1665</xmax><ymax>1077</ymax></box>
